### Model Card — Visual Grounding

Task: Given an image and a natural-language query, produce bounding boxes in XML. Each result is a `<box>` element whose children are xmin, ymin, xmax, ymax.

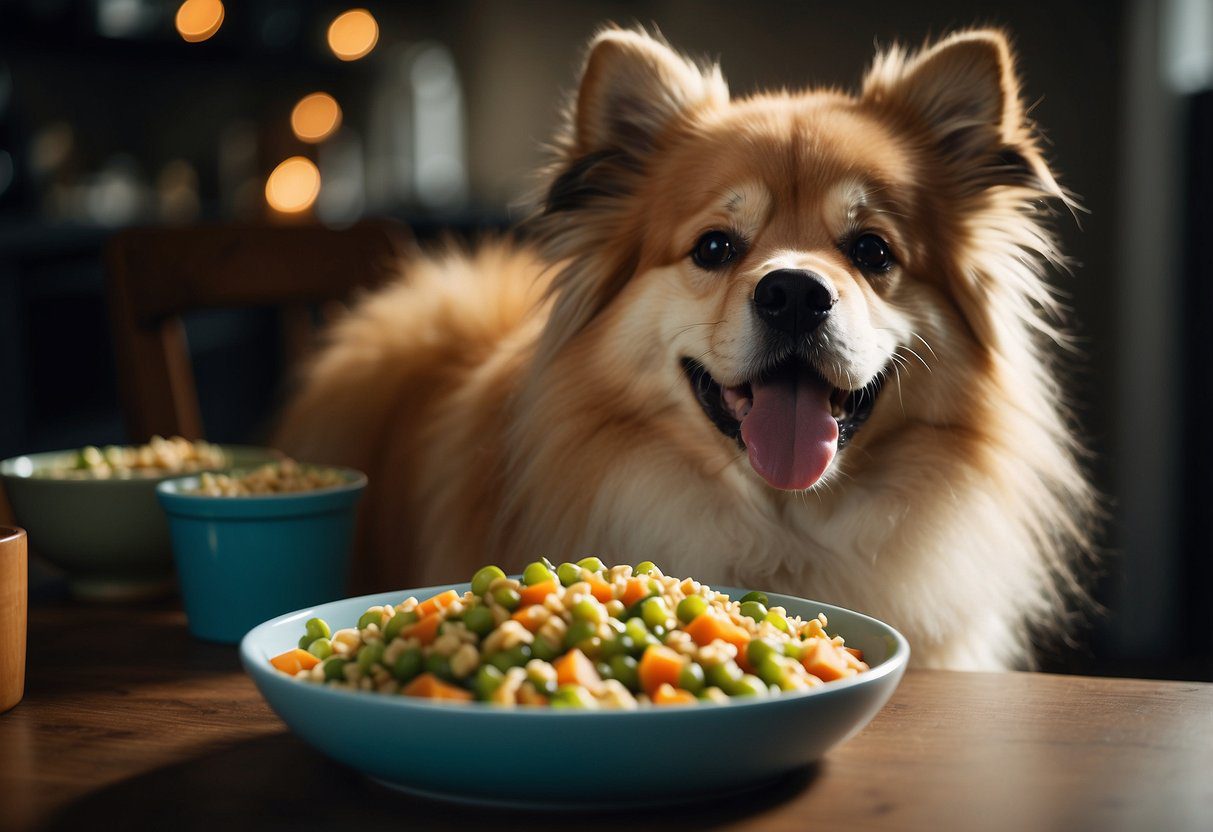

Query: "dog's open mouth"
<box><xmin>682</xmin><ymin>356</ymin><xmax>884</xmax><ymax>491</ymax></box>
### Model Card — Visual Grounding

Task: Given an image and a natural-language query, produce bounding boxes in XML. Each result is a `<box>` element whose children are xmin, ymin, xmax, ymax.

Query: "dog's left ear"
<box><xmin>862</xmin><ymin>30</ymin><xmax>1062</xmax><ymax>199</ymax></box>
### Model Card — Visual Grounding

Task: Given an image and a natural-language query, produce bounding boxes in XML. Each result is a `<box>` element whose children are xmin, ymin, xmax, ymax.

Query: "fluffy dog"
<box><xmin>277</xmin><ymin>27</ymin><xmax>1095</xmax><ymax>670</ymax></box>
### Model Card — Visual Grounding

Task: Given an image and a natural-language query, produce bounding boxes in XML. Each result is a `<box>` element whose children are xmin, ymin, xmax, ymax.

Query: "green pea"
<box><xmin>641</xmin><ymin>597</ymin><xmax>672</xmax><ymax>630</ymax></box>
<box><xmin>676</xmin><ymin>595</ymin><xmax>708</xmax><ymax>624</ymax></box>
<box><xmin>739</xmin><ymin>601</ymin><xmax>768</xmax><ymax>621</ymax></box>
<box><xmin>678</xmin><ymin>662</ymin><xmax>706</xmax><ymax>694</ymax></box>
<box><xmin>609</xmin><ymin>654</ymin><xmax>640</xmax><ymax>691</ymax></box>
<box><xmin>540</xmin><ymin>556</ymin><xmax>557</xmax><ymax>571</ymax></box>
<box><xmin>764</xmin><ymin>610</ymin><xmax>790</xmax><ymax>632</ymax></box>
<box><xmin>556</xmin><ymin>562</ymin><xmax>581</xmax><ymax>587</ymax></box>
<box><xmin>571</xmin><ymin>598</ymin><xmax>605</xmax><ymax>624</ymax></box>
<box><xmin>298</xmin><ymin>634</ymin><xmax>317</xmax><ymax>649</ymax></box>
<box><xmin>492</xmin><ymin>585</ymin><xmax>521</xmax><ymax>611</ymax></box>
<box><xmin>532</xmin><ymin>636</ymin><xmax>561</xmax><ymax>662</ymax></box>
<box><xmin>634</xmin><ymin>560</ymin><xmax>658</xmax><ymax>575</ymax></box>
<box><xmin>783</xmin><ymin>641</ymin><xmax>807</xmax><ymax>661</ymax></box>
<box><xmin>564</xmin><ymin>620</ymin><xmax>598</xmax><ymax>650</ymax></box>
<box><xmin>305</xmin><ymin>617</ymin><xmax>331</xmax><ymax>640</ymax></box>
<box><xmin>624</xmin><ymin>617</ymin><xmax>649</xmax><ymax>645</ymax></box>
<box><xmin>747</xmin><ymin>638</ymin><xmax>781</xmax><ymax>667</ymax></box>
<box><xmin>739</xmin><ymin>591</ymin><xmax>769</xmax><ymax>606</ymax></box>
<box><xmin>532</xmin><ymin>678</ymin><xmax>558</xmax><ymax>697</ymax></box>
<box><xmin>705</xmin><ymin>660</ymin><xmax>743</xmax><ymax>692</ymax></box>
<box><xmin>596</xmin><ymin>661</ymin><xmax>614</xmax><ymax>681</ymax></box>
<box><xmin>356</xmin><ymin>641</ymin><xmax>385</xmax><ymax>673</ymax></box>
<box><xmin>471</xmin><ymin>565</ymin><xmax>507</xmax><ymax>596</ymax></box>
<box><xmin>322</xmin><ymin>657</ymin><xmax>348</xmax><ymax>682</ymax></box>
<box><xmin>522</xmin><ymin>561</ymin><xmax>557</xmax><ymax>586</ymax></box>
<box><xmin>732</xmin><ymin>674</ymin><xmax>769</xmax><ymax>697</ymax></box>
<box><xmin>383</xmin><ymin>610</ymin><xmax>419</xmax><ymax>642</ymax></box>
<box><xmin>306</xmin><ymin>637</ymin><xmax>333</xmax><ymax>660</ymax></box>
<box><xmin>757</xmin><ymin>656</ymin><xmax>790</xmax><ymax>687</ymax></box>
<box><xmin>634</xmin><ymin>634</ymin><xmax>660</xmax><ymax>654</ymax></box>
<box><xmin>357</xmin><ymin>609</ymin><xmax>383</xmax><ymax>631</ymax></box>
<box><xmin>425</xmin><ymin>653</ymin><xmax>454</xmax><ymax>680</ymax></box>
<box><xmin>473</xmin><ymin>664</ymin><xmax>504</xmax><ymax>700</ymax></box>
<box><xmin>550</xmin><ymin>685</ymin><xmax>596</xmax><ymax>709</ymax></box>
<box><xmin>576</xmin><ymin>556</ymin><xmax>606</xmax><ymax>573</ymax></box>
<box><xmin>598</xmin><ymin>634</ymin><xmax>634</xmax><ymax>660</ymax></box>
<box><xmin>650</xmin><ymin>624</ymin><xmax>667</xmax><ymax>639</ymax></box>
<box><xmin>391</xmin><ymin>647</ymin><xmax>424</xmax><ymax>682</ymax></box>
<box><xmin>462</xmin><ymin>604</ymin><xmax>495</xmax><ymax>636</ymax></box>
<box><xmin>487</xmin><ymin>644</ymin><xmax>532</xmax><ymax>672</ymax></box>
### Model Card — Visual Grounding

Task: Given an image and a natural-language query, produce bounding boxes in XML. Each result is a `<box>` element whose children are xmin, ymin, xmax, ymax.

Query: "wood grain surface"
<box><xmin>1</xmin><ymin>601</ymin><xmax>1210</xmax><ymax>831</ymax></box>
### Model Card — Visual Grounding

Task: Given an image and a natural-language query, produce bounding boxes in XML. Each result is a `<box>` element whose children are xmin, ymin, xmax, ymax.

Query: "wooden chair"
<box><xmin>104</xmin><ymin>221</ymin><xmax>410</xmax><ymax>441</ymax></box>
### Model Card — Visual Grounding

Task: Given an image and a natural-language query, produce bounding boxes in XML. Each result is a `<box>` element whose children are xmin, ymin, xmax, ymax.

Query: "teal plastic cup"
<box><xmin>157</xmin><ymin>468</ymin><xmax>366</xmax><ymax>643</ymax></box>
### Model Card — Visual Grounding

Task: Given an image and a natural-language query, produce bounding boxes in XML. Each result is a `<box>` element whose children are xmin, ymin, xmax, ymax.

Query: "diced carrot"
<box><xmin>586</xmin><ymin>574</ymin><xmax>614</xmax><ymax>604</ymax></box>
<box><xmin>553</xmin><ymin>648</ymin><xmax>604</xmax><ymax>695</ymax></box>
<box><xmin>684</xmin><ymin>612</ymin><xmax>750</xmax><ymax>652</ymax></box>
<box><xmin>416</xmin><ymin>589</ymin><xmax>459</xmax><ymax>618</ymax></box>
<box><xmin>800</xmin><ymin>639</ymin><xmax>852</xmax><ymax>682</ymax></box>
<box><xmin>652</xmin><ymin>683</ymin><xmax>697</xmax><ymax>706</ymax></box>
<box><xmin>519</xmin><ymin>580</ymin><xmax>558</xmax><ymax>607</ymax></box>
<box><xmin>401</xmin><ymin>672</ymin><xmax>474</xmax><ymax>702</ymax></box>
<box><xmin>638</xmin><ymin>644</ymin><xmax>687</xmax><ymax>696</ymax></box>
<box><xmin>511</xmin><ymin>605</ymin><xmax>548</xmax><ymax>632</ymax></box>
<box><xmin>843</xmin><ymin>646</ymin><xmax>864</xmax><ymax>661</ymax></box>
<box><xmin>269</xmin><ymin>648</ymin><xmax>320</xmax><ymax>675</ymax></box>
<box><xmin>620</xmin><ymin>577</ymin><xmax>654</xmax><ymax>607</ymax></box>
<box><xmin>402</xmin><ymin>613</ymin><xmax>442</xmax><ymax>645</ymax></box>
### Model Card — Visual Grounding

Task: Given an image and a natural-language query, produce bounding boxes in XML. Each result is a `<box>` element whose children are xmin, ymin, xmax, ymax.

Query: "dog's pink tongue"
<box><xmin>741</xmin><ymin>370</ymin><xmax>838</xmax><ymax>491</ymax></box>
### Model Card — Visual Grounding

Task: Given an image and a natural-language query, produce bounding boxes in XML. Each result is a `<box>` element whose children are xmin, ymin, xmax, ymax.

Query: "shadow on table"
<box><xmin>27</xmin><ymin>599</ymin><xmax>247</xmax><ymax>699</ymax></box>
<box><xmin>39</xmin><ymin>732</ymin><xmax>817</xmax><ymax>830</ymax></box>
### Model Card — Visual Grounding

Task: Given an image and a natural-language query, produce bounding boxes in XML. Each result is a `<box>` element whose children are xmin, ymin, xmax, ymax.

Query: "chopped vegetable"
<box><xmin>271</xmin><ymin>559</ymin><xmax>869</xmax><ymax>708</ymax></box>
<box><xmin>401</xmin><ymin>673</ymin><xmax>475</xmax><ymax>702</ymax></box>
<box><xmin>553</xmin><ymin>648</ymin><xmax>604</xmax><ymax>695</ymax></box>
<box><xmin>269</xmin><ymin>648</ymin><xmax>320</xmax><ymax>675</ymax></box>
<box><xmin>638</xmin><ymin>644</ymin><xmax>687</xmax><ymax>695</ymax></box>
<box><xmin>416</xmin><ymin>589</ymin><xmax>459</xmax><ymax>618</ymax></box>
<box><xmin>652</xmin><ymin>684</ymin><xmax>697</xmax><ymax>706</ymax></box>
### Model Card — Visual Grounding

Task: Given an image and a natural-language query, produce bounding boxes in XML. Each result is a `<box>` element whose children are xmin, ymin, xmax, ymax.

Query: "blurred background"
<box><xmin>0</xmin><ymin>0</ymin><xmax>1209</xmax><ymax>680</ymax></box>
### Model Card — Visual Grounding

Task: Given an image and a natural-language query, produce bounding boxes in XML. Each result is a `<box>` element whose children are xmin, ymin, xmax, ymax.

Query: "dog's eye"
<box><xmin>850</xmin><ymin>234</ymin><xmax>894</xmax><ymax>272</ymax></box>
<box><xmin>692</xmin><ymin>231</ymin><xmax>736</xmax><ymax>269</ymax></box>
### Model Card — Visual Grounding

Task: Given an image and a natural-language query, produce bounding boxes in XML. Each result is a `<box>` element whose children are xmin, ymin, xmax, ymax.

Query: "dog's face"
<box><xmin>536</xmin><ymin>29</ymin><xmax>1062</xmax><ymax>494</ymax></box>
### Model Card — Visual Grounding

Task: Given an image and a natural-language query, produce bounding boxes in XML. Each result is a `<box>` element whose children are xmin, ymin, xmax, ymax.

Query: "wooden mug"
<box><xmin>1</xmin><ymin>526</ymin><xmax>26</xmax><ymax>713</ymax></box>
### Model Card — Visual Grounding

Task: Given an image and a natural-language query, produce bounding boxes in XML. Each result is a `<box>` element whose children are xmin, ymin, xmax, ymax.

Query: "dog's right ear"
<box><xmin>570</xmin><ymin>28</ymin><xmax>728</xmax><ymax>159</ymax></box>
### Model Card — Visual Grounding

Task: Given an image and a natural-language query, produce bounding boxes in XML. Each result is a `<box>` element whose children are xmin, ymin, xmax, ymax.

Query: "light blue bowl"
<box><xmin>157</xmin><ymin>468</ymin><xmax>366</xmax><ymax>644</ymax></box>
<box><xmin>241</xmin><ymin>584</ymin><xmax>909</xmax><ymax>808</ymax></box>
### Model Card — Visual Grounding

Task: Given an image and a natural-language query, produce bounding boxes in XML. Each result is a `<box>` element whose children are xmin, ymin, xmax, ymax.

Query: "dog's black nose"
<box><xmin>753</xmin><ymin>270</ymin><xmax>836</xmax><ymax>338</ymax></box>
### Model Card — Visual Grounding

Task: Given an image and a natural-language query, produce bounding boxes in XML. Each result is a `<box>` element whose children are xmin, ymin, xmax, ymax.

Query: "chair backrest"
<box><xmin>105</xmin><ymin>221</ymin><xmax>409</xmax><ymax>441</ymax></box>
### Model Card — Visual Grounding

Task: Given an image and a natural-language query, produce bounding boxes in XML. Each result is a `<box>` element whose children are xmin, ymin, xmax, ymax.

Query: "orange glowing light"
<box><xmin>327</xmin><ymin>9</ymin><xmax>378</xmax><ymax>61</ymax></box>
<box><xmin>265</xmin><ymin>157</ymin><xmax>321</xmax><ymax>213</ymax></box>
<box><xmin>175</xmin><ymin>0</ymin><xmax>225</xmax><ymax>43</ymax></box>
<box><xmin>290</xmin><ymin>92</ymin><xmax>343</xmax><ymax>143</ymax></box>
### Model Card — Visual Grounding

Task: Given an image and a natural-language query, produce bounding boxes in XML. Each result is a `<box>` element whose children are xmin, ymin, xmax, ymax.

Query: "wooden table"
<box><xmin>2</xmin><ymin>601</ymin><xmax>1211</xmax><ymax>832</ymax></box>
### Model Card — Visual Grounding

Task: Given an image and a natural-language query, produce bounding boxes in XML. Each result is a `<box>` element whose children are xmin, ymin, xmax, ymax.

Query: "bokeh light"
<box><xmin>175</xmin><ymin>0</ymin><xmax>225</xmax><ymax>43</ymax></box>
<box><xmin>290</xmin><ymin>92</ymin><xmax>343</xmax><ymax>143</ymax></box>
<box><xmin>327</xmin><ymin>9</ymin><xmax>378</xmax><ymax>61</ymax></box>
<box><xmin>265</xmin><ymin>156</ymin><xmax>321</xmax><ymax>213</ymax></box>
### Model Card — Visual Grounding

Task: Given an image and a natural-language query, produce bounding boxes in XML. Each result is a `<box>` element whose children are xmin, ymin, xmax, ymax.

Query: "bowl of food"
<box><xmin>241</xmin><ymin>559</ymin><xmax>909</xmax><ymax>808</ymax></box>
<box><xmin>0</xmin><ymin>437</ymin><xmax>279</xmax><ymax>600</ymax></box>
<box><xmin>157</xmin><ymin>460</ymin><xmax>367</xmax><ymax>644</ymax></box>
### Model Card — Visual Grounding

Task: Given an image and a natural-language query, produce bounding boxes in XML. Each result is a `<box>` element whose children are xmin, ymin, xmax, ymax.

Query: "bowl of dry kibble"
<box><xmin>156</xmin><ymin>459</ymin><xmax>367</xmax><ymax>643</ymax></box>
<box><xmin>0</xmin><ymin>438</ymin><xmax>278</xmax><ymax>600</ymax></box>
